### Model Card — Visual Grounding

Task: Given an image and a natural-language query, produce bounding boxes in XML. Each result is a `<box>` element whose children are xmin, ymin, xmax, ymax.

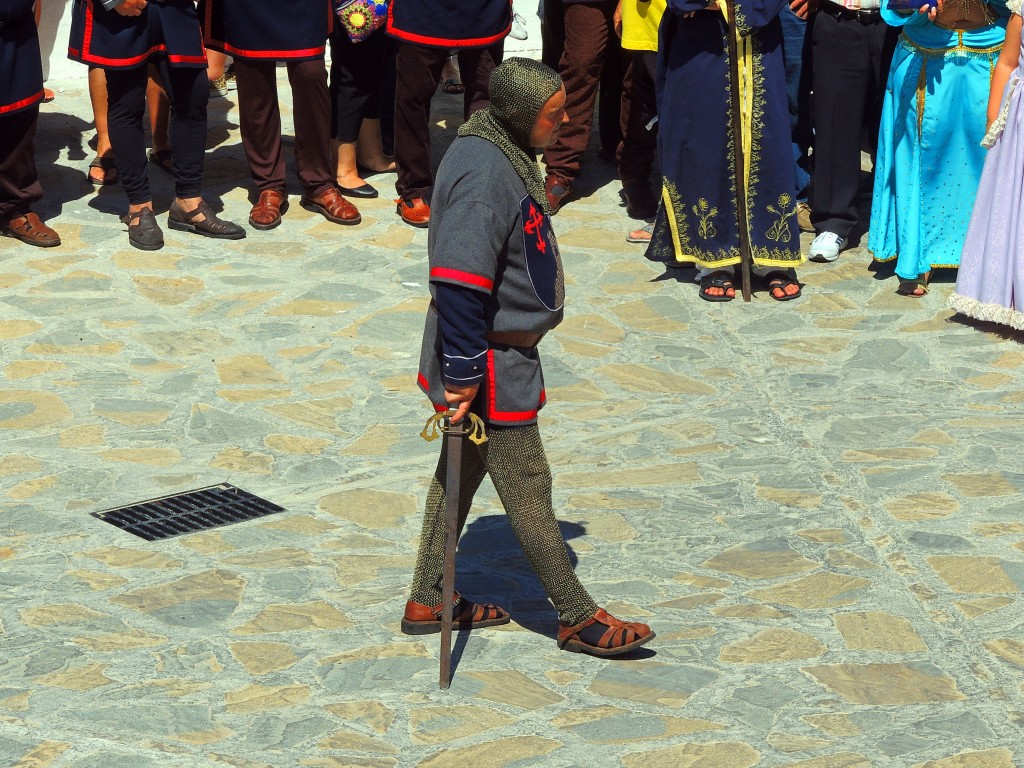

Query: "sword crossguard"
<box><xmin>420</xmin><ymin>411</ymin><xmax>488</xmax><ymax>445</ymax></box>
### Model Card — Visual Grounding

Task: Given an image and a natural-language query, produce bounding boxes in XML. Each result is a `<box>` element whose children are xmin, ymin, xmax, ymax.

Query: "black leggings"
<box><xmin>105</xmin><ymin>58</ymin><xmax>207</xmax><ymax>204</ymax></box>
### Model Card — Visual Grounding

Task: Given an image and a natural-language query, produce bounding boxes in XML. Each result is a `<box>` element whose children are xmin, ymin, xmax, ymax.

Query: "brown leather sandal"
<box><xmin>558</xmin><ymin>608</ymin><xmax>655</xmax><ymax>657</ymax></box>
<box><xmin>401</xmin><ymin>593</ymin><xmax>510</xmax><ymax>635</ymax></box>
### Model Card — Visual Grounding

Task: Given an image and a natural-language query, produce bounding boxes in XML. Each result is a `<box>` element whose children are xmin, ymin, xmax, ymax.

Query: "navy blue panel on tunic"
<box><xmin>69</xmin><ymin>0</ymin><xmax>207</xmax><ymax>70</ymax></box>
<box><xmin>200</xmin><ymin>0</ymin><xmax>331</xmax><ymax>61</ymax></box>
<box><xmin>0</xmin><ymin>5</ymin><xmax>43</xmax><ymax>115</ymax></box>
<box><xmin>387</xmin><ymin>0</ymin><xmax>510</xmax><ymax>48</ymax></box>
<box><xmin>519</xmin><ymin>196</ymin><xmax>561</xmax><ymax>311</ymax></box>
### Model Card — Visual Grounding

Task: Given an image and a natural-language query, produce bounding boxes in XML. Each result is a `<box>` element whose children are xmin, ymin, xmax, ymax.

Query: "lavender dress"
<box><xmin>950</xmin><ymin>1</ymin><xmax>1024</xmax><ymax>330</ymax></box>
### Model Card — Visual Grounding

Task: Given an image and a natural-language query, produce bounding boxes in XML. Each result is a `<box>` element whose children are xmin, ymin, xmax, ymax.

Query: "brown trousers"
<box><xmin>393</xmin><ymin>41</ymin><xmax>502</xmax><ymax>201</ymax></box>
<box><xmin>541</xmin><ymin>0</ymin><xmax>616</xmax><ymax>185</ymax></box>
<box><xmin>233</xmin><ymin>57</ymin><xmax>334</xmax><ymax>198</ymax></box>
<box><xmin>0</xmin><ymin>107</ymin><xmax>43</xmax><ymax>220</ymax></box>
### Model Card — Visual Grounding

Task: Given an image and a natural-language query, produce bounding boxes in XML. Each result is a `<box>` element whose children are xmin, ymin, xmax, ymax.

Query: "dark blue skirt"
<box><xmin>200</xmin><ymin>0</ymin><xmax>331</xmax><ymax>61</ymax></box>
<box><xmin>0</xmin><ymin>9</ymin><xmax>43</xmax><ymax>114</ymax></box>
<box><xmin>69</xmin><ymin>0</ymin><xmax>207</xmax><ymax>70</ymax></box>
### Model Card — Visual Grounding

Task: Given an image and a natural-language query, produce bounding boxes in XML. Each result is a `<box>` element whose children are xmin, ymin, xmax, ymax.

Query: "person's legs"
<box><xmin>330</xmin><ymin>32</ymin><xmax>376</xmax><ymax>189</ymax></box>
<box><xmin>233</xmin><ymin>57</ymin><xmax>286</xmax><ymax>194</ymax></box>
<box><xmin>809</xmin><ymin>13</ymin><xmax>870</xmax><ymax>240</ymax></box>
<box><xmin>87</xmin><ymin>67</ymin><xmax>117</xmax><ymax>184</ymax></box>
<box><xmin>617</xmin><ymin>51</ymin><xmax>659</xmax><ymax>219</ymax></box>
<box><xmin>288</xmin><ymin>58</ymin><xmax>335</xmax><ymax>199</ymax></box>
<box><xmin>147</xmin><ymin>63</ymin><xmax>171</xmax><ymax>158</ymax></box>
<box><xmin>408</xmin><ymin>437</ymin><xmax>491</xmax><ymax>607</ymax></box>
<box><xmin>157</xmin><ymin>59</ymin><xmax>207</xmax><ymax>202</ymax></box>
<box><xmin>780</xmin><ymin>6</ymin><xmax>811</xmax><ymax>202</ymax></box>
<box><xmin>484</xmin><ymin>426</ymin><xmax>599</xmax><ymax>626</ymax></box>
<box><xmin>105</xmin><ymin>65</ymin><xmax>154</xmax><ymax>207</ymax></box>
<box><xmin>541</xmin><ymin>0</ymin><xmax>614</xmax><ymax>188</ymax></box>
<box><xmin>393</xmin><ymin>42</ymin><xmax>447</xmax><ymax>202</ymax></box>
<box><xmin>0</xmin><ymin>106</ymin><xmax>58</xmax><ymax>246</ymax></box>
<box><xmin>457</xmin><ymin>41</ymin><xmax>503</xmax><ymax>120</ymax></box>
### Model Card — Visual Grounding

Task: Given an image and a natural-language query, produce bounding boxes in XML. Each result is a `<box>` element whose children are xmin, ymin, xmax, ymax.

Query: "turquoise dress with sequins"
<box><xmin>869</xmin><ymin>2</ymin><xmax>1008</xmax><ymax>280</ymax></box>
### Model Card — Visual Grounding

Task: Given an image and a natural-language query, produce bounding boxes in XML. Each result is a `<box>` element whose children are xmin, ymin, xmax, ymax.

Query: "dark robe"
<box><xmin>387</xmin><ymin>0</ymin><xmax>510</xmax><ymax>49</ymax></box>
<box><xmin>200</xmin><ymin>0</ymin><xmax>332</xmax><ymax>61</ymax></box>
<box><xmin>69</xmin><ymin>0</ymin><xmax>207</xmax><ymax>70</ymax></box>
<box><xmin>645</xmin><ymin>0</ymin><xmax>803</xmax><ymax>271</ymax></box>
<box><xmin>0</xmin><ymin>0</ymin><xmax>43</xmax><ymax>114</ymax></box>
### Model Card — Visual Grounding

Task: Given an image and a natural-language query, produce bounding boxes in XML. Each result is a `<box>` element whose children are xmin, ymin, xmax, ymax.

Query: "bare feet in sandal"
<box><xmin>897</xmin><ymin>271</ymin><xmax>931</xmax><ymax>297</ymax></box>
<box><xmin>767</xmin><ymin>271</ymin><xmax>802</xmax><ymax>301</ymax></box>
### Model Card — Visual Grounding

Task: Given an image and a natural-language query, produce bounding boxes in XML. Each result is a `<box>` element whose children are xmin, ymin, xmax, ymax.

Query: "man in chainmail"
<box><xmin>403</xmin><ymin>57</ymin><xmax>655</xmax><ymax>658</ymax></box>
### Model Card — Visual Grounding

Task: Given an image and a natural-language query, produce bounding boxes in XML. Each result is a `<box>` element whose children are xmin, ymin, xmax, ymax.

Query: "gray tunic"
<box><xmin>417</xmin><ymin>136</ymin><xmax>564</xmax><ymax>426</ymax></box>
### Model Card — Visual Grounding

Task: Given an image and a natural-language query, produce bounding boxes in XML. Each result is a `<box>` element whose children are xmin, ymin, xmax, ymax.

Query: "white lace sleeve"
<box><xmin>1007</xmin><ymin>0</ymin><xmax>1022</xmax><ymax>16</ymax></box>
<box><xmin>982</xmin><ymin>75</ymin><xmax>1021</xmax><ymax>148</ymax></box>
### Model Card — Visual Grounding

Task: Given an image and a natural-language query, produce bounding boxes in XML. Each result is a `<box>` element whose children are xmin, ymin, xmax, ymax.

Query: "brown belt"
<box><xmin>486</xmin><ymin>331</ymin><xmax>543</xmax><ymax>348</ymax></box>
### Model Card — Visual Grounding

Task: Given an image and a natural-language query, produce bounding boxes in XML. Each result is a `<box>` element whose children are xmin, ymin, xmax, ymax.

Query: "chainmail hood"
<box><xmin>458</xmin><ymin>57</ymin><xmax>563</xmax><ymax>214</ymax></box>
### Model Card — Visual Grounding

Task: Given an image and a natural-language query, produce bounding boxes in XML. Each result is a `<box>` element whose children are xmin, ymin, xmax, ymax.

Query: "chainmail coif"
<box><xmin>458</xmin><ymin>57</ymin><xmax>562</xmax><ymax>215</ymax></box>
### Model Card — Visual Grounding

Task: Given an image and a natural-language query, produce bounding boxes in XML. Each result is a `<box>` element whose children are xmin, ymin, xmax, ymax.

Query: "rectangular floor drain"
<box><xmin>92</xmin><ymin>484</ymin><xmax>286</xmax><ymax>541</ymax></box>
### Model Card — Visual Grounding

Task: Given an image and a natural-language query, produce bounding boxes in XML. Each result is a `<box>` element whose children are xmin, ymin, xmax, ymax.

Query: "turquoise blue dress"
<box><xmin>869</xmin><ymin>3</ymin><xmax>1008</xmax><ymax>280</ymax></box>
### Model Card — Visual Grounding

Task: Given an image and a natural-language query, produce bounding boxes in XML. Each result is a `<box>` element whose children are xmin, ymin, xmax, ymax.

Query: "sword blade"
<box><xmin>439</xmin><ymin>416</ymin><xmax>465</xmax><ymax>690</ymax></box>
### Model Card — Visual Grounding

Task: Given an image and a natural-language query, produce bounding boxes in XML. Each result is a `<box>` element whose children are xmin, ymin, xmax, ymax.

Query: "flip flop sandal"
<box><xmin>400</xmin><ymin>594</ymin><xmax>510</xmax><ymax>635</ymax></box>
<box><xmin>699</xmin><ymin>271</ymin><xmax>737</xmax><ymax>302</ymax></box>
<box><xmin>441</xmin><ymin>78</ymin><xmax>465</xmax><ymax>95</ymax></box>
<box><xmin>897</xmin><ymin>276</ymin><xmax>929</xmax><ymax>297</ymax></box>
<box><xmin>558</xmin><ymin>608</ymin><xmax>655</xmax><ymax>657</ymax></box>
<box><xmin>766</xmin><ymin>271</ymin><xmax>802</xmax><ymax>301</ymax></box>
<box><xmin>626</xmin><ymin>223</ymin><xmax>653</xmax><ymax>243</ymax></box>
<box><xmin>148</xmin><ymin>149</ymin><xmax>174</xmax><ymax>175</ymax></box>
<box><xmin>88</xmin><ymin>155</ymin><xmax>119</xmax><ymax>186</ymax></box>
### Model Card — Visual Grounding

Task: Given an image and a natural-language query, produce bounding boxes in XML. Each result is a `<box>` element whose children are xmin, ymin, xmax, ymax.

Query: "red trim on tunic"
<box><xmin>417</xmin><ymin>372</ymin><xmax>430</xmax><ymax>391</ymax></box>
<box><xmin>386</xmin><ymin>4</ymin><xmax>509</xmax><ymax>48</ymax></box>
<box><xmin>430</xmin><ymin>267</ymin><xmax>494</xmax><ymax>291</ymax></box>
<box><xmin>76</xmin><ymin>1</ymin><xmax>206</xmax><ymax>67</ymax></box>
<box><xmin>0</xmin><ymin>90</ymin><xmax>44</xmax><ymax>114</ymax></box>
<box><xmin>215</xmin><ymin>42</ymin><xmax>325</xmax><ymax>59</ymax></box>
<box><xmin>485</xmin><ymin>350</ymin><xmax>540</xmax><ymax>423</ymax></box>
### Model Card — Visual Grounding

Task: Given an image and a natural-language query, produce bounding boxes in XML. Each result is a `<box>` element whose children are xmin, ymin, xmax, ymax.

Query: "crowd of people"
<box><xmin>2</xmin><ymin>0</ymin><xmax>1024</xmax><ymax>311</ymax></box>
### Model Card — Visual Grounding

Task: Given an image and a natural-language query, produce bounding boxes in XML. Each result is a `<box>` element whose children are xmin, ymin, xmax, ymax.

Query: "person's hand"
<box><xmin>918</xmin><ymin>0</ymin><xmax>943</xmax><ymax>19</ymax></box>
<box><xmin>115</xmin><ymin>0</ymin><xmax>148</xmax><ymax>17</ymax></box>
<box><xmin>444</xmin><ymin>383</ymin><xmax>479</xmax><ymax>424</ymax></box>
<box><xmin>614</xmin><ymin>0</ymin><xmax>623</xmax><ymax>37</ymax></box>
<box><xmin>790</xmin><ymin>0</ymin><xmax>816</xmax><ymax>19</ymax></box>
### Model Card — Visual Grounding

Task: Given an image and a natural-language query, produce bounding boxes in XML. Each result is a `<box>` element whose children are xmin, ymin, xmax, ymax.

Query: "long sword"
<box><xmin>439</xmin><ymin>413</ymin><xmax>466</xmax><ymax>689</ymax></box>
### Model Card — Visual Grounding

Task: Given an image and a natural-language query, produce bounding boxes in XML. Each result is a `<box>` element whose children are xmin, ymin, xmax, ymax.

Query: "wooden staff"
<box><xmin>723</xmin><ymin>0</ymin><xmax>754</xmax><ymax>301</ymax></box>
<box><xmin>439</xmin><ymin>413</ymin><xmax>466</xmax><ymax>689</ymax></box>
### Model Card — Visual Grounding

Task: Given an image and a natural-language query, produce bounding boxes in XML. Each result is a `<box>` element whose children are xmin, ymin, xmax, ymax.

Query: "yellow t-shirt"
<box><xmin>621</xmin><ymin>0</ymin><xmax>667</xmax><ymax>52</ymax></box>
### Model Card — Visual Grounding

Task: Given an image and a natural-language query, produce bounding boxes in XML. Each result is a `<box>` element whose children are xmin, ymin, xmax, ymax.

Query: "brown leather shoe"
<box><xmin>0</xmin><ymin>211</ymin><xmax>61</xmax><ymax>247</ymax></box>
<box><xmin>249</xmin><ymin>189</ymin><xmax>288</xmax><ymax>231</ymax></box>
<box><xmin>545</xmin><ymin>176</ymin><xmax>573</xmax><ymax>215</ymax></box>
<box><xmin>397</xmin><ymin>197</ymin><xmax>430</xmax><ymax>228</ymax></box>
<box><xmin>301</xmin><ymin>187</ymin><xmax>361</xmax><ymax>225</ymax></box>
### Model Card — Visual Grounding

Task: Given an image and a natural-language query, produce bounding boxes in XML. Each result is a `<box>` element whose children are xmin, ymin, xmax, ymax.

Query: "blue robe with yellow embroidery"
<box><xmin>646</xmin><ymin>0</ymin><xmax>803</xmax><ymax>271</ymax></box>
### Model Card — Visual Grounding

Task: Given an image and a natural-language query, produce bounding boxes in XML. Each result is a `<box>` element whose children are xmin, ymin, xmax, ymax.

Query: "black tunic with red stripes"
<box><xmin>200</xmin><ymin>0</ymin><xmax>332</xmax><ymax>61</ymax></box>
<box><xmin>417</xmin><ymin>136</ymin><xmax>564</xmax><ymax>428</ymax></box>
<box><xmin>0</xmin><ymin>0</ymin><xmax>43</xmax><ymax>115</ymax></box>
<box><xmin>387</xmin><ymin>0</ymin><xmax>510</xmax><ymax>49</ymax></box>
<box><xmin>68</xmin><ymin>0</ymin><xmax>207</xmax><ymax>70</ymax></box>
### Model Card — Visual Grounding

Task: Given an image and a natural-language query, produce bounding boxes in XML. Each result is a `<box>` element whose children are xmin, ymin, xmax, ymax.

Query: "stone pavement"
<box><xmin>2</xmin><ymin>71</ymin><xmax>1023</xmax><ymax>768</ymax></box>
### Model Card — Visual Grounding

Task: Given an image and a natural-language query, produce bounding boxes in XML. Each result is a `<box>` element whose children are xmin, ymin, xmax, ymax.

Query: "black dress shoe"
<box><xmin>620</xmin><ymin>185</ymin><xmax>658</xmax><ymax>220</ymax></box>
<box><xmin>336</xmin><ymin>183</ymin><xmax>378</xmax><ymax>199</ymax></box>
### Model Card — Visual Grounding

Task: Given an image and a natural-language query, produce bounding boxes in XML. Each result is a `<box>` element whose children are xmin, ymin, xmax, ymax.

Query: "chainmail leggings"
<box><xmin>410</xmin><ymin>424</ymin><xmax>598</xmax><ymax>626</ymax></box>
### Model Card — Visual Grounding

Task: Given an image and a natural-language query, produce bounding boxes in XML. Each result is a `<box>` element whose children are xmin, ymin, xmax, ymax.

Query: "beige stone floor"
<box><xmin>1</xmin><ymin>74</ymin><xmax>1023</xmax><ymax>768</ymax></box>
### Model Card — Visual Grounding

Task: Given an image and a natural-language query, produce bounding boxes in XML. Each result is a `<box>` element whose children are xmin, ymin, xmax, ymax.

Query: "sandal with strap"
<box><xmin>88</xmin><ymin>154</ymin><xmax>118</xmax><ymax>186</ymax></box>
<box><xmin>897</xmin><ymin>272</ymin><xmax>930</xmax><ymax>297</ymax></box>
<box><xmin>167</xmin><ymin>199</ymin><xmax>246</xmax><ymax>240</ymax></box>
<box><xmin>699</xmin><ymin>271</ymin><xmax>736</xmax><ymax>302</ymax></box>
<box><xmin>401</xmin><ymin>593</ymin><xmax>511</xmax><ymax>635</ymax></box>
<box><xmin>766</xmin><ymin>271</ymin><xmax>802</xmax><ymax>301</ymax></box>
<box><xmin>558</xmin><ymin>608</ymin><xmax>654</xmax><ymax>657</ymax></box>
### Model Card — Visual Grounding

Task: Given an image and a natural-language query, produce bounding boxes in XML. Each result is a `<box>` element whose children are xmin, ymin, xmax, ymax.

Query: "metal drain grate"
<box><xmin>92</xmin><ymin>483</ymin><xmax>286</xmax><ymax>541</ymax></box>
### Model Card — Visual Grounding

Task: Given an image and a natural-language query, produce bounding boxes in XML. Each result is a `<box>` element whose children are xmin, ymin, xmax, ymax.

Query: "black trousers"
<box><xmin>105</xmin><ymin>58</ymin><xmax>207</xmax><ymax>204</ymax></box>
<box><xmin>393</xmin><ymin>41</ymin><xmax>502</xmax><ymax>201</ymax></box>
<box><xmin>0</xmin><ymin>106</ymin><xmax>42</xmax><ymax>220</ymax></box>
<box><xmin>329</xmin><ymin>29</ymin><xmax>395</xmax><ymax>143</ymax></box>
<box><xmin>617</xmin><ymin>50</ymin><xmax>658</xmax><ymax>189</ymax></box>
<box><xmin>809</xmin><ymin>11</ymin><xmax>898</xmax><ymax>238</ymax></box>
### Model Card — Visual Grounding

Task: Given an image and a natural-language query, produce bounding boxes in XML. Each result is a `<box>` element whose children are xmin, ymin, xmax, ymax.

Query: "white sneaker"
<box><xmin>808</xmin><ymin>232</ymin><xmax>845</xmax><ymax>263</ymax></box>
<box><xmin>510</xmin><ymin>11</ymin><xmax>529</xmax><ymax>40</ymax></box>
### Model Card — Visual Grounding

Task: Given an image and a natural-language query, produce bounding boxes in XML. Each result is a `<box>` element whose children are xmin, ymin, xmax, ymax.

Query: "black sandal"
<box><xmin>699</xmin><ymin>271</ymin><xmax>736</xmax><ymax>302</ymax></box>
<box><xmin>88</xmin><ymin>154</ymin><xmax>118</xmax><ymax>186</ymax></box>
<box><xmin>766</xmin><ymin>271</ymin><xmax>802</xmax><ymax>301</ymax></box>
<box><xmin>897</xmin><ymin>273</ymin><xmax>930</xmax><ymax>297</ymax></box>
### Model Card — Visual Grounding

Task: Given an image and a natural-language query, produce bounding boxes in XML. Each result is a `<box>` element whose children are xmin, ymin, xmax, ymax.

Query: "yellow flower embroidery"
<box><xmin>692</xmin><ymin>198</ymin><xmax>718</xmax><ymax>240</ymax></box>
<box><xmin>766</xmin><ymin>193</ymin><xmax>795</xmax><ymax>243</ymax></box>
